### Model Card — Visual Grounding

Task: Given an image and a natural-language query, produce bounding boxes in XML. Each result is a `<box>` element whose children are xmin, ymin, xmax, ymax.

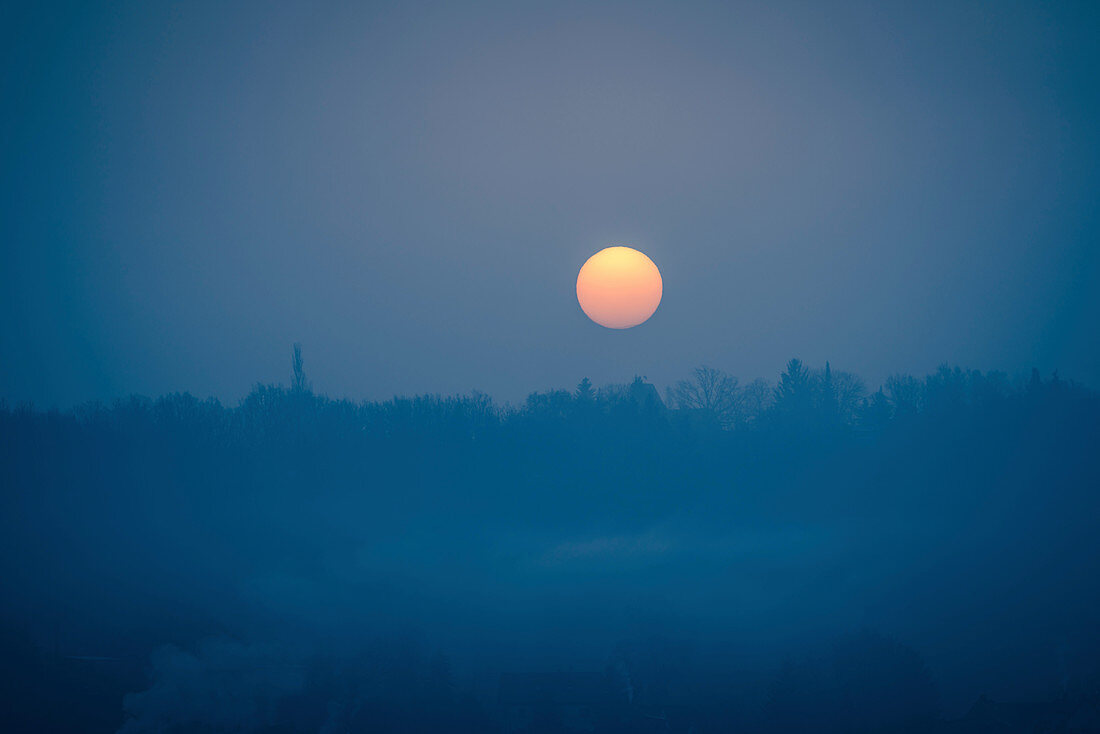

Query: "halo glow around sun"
<box><xmin>576</xmin><ymin>246</ymin><xmax>663</xmax><ymax>329</ymax></box>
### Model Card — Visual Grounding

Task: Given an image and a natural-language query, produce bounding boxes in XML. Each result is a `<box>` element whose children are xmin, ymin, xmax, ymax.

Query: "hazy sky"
<box><xmin>3</xmin><ymin>0</ymin><xmax>1098</xmax><ymax>406</ymax></box>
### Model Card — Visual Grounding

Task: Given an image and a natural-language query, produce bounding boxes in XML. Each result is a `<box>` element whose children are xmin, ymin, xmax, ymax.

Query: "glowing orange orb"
<box><xmin>576</xmin><ymin>246</ymin><xmax>663</xmax><ymax>329</ymax></box>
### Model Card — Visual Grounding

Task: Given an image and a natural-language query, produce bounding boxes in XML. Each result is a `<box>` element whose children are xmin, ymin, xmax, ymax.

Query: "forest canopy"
<box><xmin>1</xmin><ymin>359</ymin><xmax>1097</xmax><ymax>733</ymax></box>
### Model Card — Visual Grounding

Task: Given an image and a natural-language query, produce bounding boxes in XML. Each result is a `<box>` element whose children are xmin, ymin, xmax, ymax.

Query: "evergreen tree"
<box><xmin>292</xmin><ymin>343</ymin><xmax>311</xmax><ymax>393</ymax></box>
<box><xmin>574</xmin><ymin>377</ymin><xmax>594</xmax><ymax>402</ymax></box>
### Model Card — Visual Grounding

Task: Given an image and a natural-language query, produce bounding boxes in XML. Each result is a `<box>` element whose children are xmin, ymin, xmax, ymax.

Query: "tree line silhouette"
<box><xmin>5</xmin><ymin>354</ymin><xmax>1089</xmax><ymax>447</ymax></box>
<box><xmin>0</xmin><ymin>353</ymin><xmax>1098</xmax><ymax>733</ymax></box>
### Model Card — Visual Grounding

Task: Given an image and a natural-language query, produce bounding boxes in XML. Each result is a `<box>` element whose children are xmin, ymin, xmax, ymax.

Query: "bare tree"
<box><xmin>885</xmin><ymin>374</ymin><xmax>923</xmax><ymax>416</ymax></box>
<box><xmin>831</xmin><ymin>368</ymin><xmax>866</xmax><ymax>422</ymax></box>
<box><xmin>739</xmin><ymin>378</ymin><xmax>773</xmax><ymax>423</ymax></box>
<box><xmin>666</xmin><ymin>366</ymin><xmax>741</xmax><ymax>428</ymax></box>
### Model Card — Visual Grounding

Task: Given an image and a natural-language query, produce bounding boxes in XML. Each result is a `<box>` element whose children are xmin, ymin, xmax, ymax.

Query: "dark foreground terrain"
<box><xmin>2</xmin><ymin>361</ymin><xmax>1098</xmax><ymax>733</ymax></box>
